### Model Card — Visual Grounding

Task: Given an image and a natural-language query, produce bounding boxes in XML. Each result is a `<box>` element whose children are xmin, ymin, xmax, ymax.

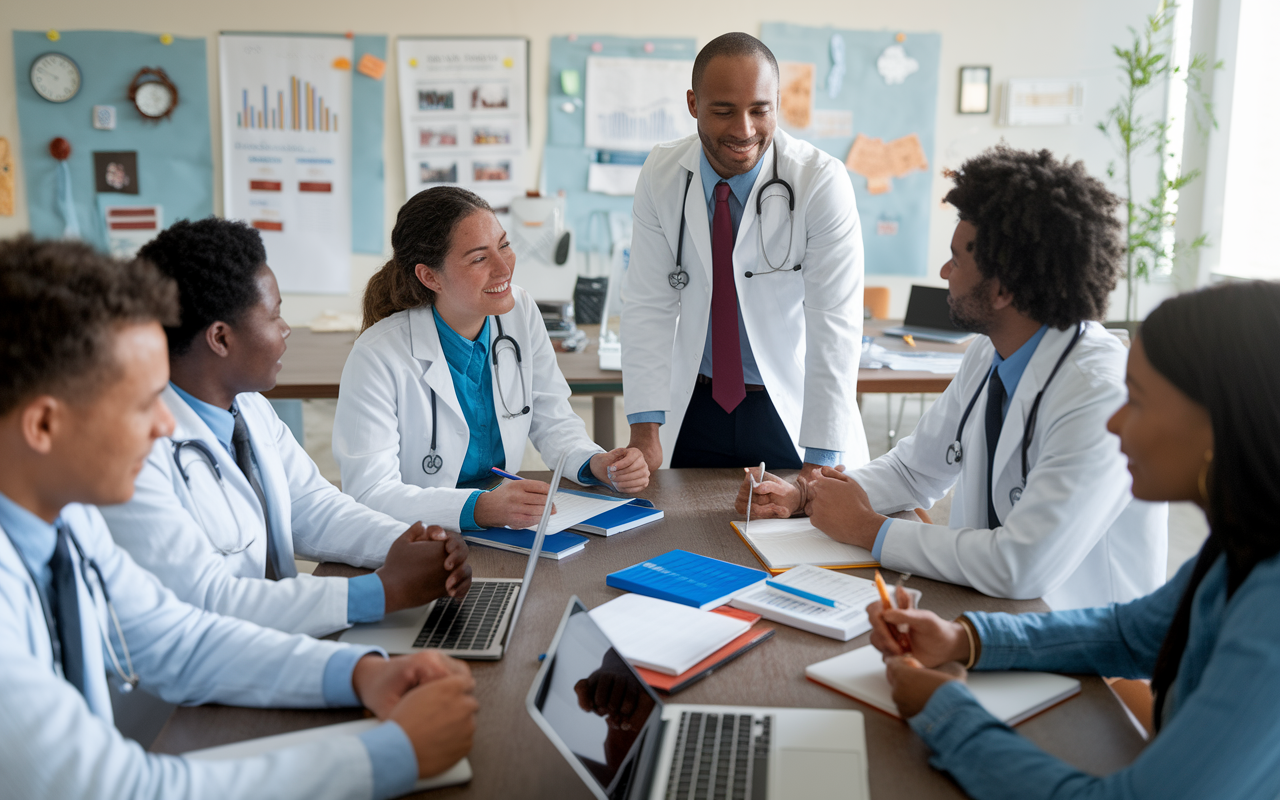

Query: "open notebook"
<box><xmin>730</xmin><ymin>518</ymin><xmax>878</xmax><ymax>574</ymax></box>
<box><xmin>806</xmin><ymin>645</ymin><xmax>1080</xmax><ymax>725</ymax></box>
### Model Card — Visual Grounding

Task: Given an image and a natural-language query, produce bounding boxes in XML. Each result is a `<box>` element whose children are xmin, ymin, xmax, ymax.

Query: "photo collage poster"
<box><xmin>397</xmin><ymin>38</ymin><xmax>530</xmax><ymax>213</ymax></box>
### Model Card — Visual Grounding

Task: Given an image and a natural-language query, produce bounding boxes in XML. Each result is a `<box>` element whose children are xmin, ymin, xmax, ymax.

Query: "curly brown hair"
<box><xmin>943</xmin><ymin>145</ymin><xmax>1122</xmax><ymax>328</ymax></box>
<box><xmin>0</xmin><ymin>235</ymin><xmax>178</xmax><ymax>415</ymax></box>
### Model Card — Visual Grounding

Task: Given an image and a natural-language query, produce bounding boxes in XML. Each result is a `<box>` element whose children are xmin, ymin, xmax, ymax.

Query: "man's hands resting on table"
<box><xmin>375</xmin><ymin>523</ymin><xmax>473</xmax><ymax>614</ymax></box>
<box><xmin>352</xmin><ymin>651</ymin><xmax>479</xmax><ymax>778</ymax></box>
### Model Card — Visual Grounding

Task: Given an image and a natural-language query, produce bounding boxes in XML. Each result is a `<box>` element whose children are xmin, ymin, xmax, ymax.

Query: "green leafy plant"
<box><xmin>1098</xmin><ymin>0</ymin><xmax>1220</xmax><ymax>321</ymax></box>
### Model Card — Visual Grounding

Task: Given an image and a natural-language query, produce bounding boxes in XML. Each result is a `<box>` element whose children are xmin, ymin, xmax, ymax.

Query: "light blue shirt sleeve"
<box><xmin>627</xmin><ymin>411</ymin><xmax>666</xmax><ymax>426</ymax></box>
<box><xmin>871</xmin><ymin>518</ymin><xmax>894</xmax><ymax>562</ymax></box>
<box><xmin>320</xmin><ymin>647</ymin><xmax>386</xmax><ymax>707</ymax></box>
<box><xmin>458</xmin><ymin>490</ymin><xmax>484</xmax><ymax>531</ymax></box>
<box><xmin>357</xmin><ymin>721</ymin><xmax>420</xmax><ymax>800</ymax></box>
<box><xmin>346</xmin><ymin>574</ymin><xmax>386</xmax><ymax>624</ymax></box>
<box><xmin>802</xmin><ymin>448</ymin><xmax>841</xmax><ymax>467</ymax></box>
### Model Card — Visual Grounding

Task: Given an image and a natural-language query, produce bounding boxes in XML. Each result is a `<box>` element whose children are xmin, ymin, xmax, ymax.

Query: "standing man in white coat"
<box><xmin>0</xmin><ymin>236</ymin><xmax>475</xmax><ymax>798</ymax></box>
<box><xmin>741</xmin><ymin>146</ymin><xmax>1167</xmax><ymax>609</ymax></box>
<box><xmin>100</xmin><ymin>219</ymin><xmax>472</xmax><ymax>639</ymax></box>
<box><xmin>622</xmin><ymin>32</ymin><xmax>868</xmax><ymax>476</ymax></box>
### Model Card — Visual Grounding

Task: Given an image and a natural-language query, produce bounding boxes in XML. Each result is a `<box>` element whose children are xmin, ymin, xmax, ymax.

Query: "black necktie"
<box><xmin>984</xmin><ymin>367</ymin><xmax>1007</xmax><ymax>530</ymax></box>
<box><xmin>50</xmin><ymin>522</ymin><xmax>86</xmax><ymax>696</ymax></box>
<box><xmin>231</xmin><ymin>409</ymin><xmax>279</xmax><ymax>580</ymax></box>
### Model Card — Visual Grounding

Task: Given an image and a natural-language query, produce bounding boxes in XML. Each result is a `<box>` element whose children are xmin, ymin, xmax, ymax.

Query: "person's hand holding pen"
<box><xmin>866</xmin><ymin>580</ymin><xmax>974</xmax><ymax>668</ymax></box>
<box><xmin>735</xmin><ymin>466</ymin><xmax>804</xmax><ymax>518</ymax></box>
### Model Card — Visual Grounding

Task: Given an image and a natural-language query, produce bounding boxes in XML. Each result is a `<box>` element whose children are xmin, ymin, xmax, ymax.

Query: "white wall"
<box><xmin>0</xmin><ymin>0</ymin><xmax>1176</xmax><ymax>323</ymax></box>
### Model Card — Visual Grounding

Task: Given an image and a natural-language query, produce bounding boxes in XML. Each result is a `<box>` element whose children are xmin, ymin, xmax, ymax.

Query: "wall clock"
<box><xmin>30</xmin><ymin>52</ymin><xmax>81</xmax><ymax>103</ymax></box>
<box><xmin>128</xmin><ymin>67</ymin><xmax>179</xmax><ymax>121</ymax></box>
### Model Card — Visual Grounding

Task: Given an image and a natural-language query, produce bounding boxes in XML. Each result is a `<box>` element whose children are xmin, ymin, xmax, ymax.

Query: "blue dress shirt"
<box><xmin>0</xmin><ymin>492</ymin><xmax>60</xmax><ymax>645</ymax></box>
<box><xmin>871</xmin><ymin>326</ymin><xmax>1049</xmax><ymax>559</ymax></box>
<box><xmin>907</xmin><ymin>549</ymin><xmax>1280</xmax><ymax>799</ymax></box>
<box><xmin>627</xmin><ymin>150</ymin><xmax>840</xmax><ymax>467</ymax></box>
<box><xmin>169</xmin><ymin>383</ymin><xmax>385</xmax><ymax>624</ymax></box>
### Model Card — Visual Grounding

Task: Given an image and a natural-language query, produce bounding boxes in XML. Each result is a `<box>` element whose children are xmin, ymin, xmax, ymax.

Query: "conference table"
<box><xmin>264</xmin><ymin>322</ymin><xmax>967</xmax><ymax>449</ymax></box>
<box><xmin>149</xmin><ymin>469</ymin><xmax>1146</xmax><ymax>799</ymax></box>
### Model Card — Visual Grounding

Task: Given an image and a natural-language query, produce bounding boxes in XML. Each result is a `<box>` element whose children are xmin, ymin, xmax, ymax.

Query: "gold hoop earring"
<box><xmin>1198</xmin><ymin>450</ymin><xmax>1213</xmax><ymax>505</ymax></box>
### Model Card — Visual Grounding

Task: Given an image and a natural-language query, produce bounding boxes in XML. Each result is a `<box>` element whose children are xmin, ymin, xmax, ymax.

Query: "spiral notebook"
<box><xmin>730</xmin><ymin>518</ymin><xmax>878</xmax><ymax>575</ymax></box>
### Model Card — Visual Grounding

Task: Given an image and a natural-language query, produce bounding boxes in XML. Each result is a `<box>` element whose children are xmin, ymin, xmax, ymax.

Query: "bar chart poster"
<box><xmin>397</xmin><ymin>38</ymin><xmax>529</xmax><ymax>212</ymax></box>
<box><xmin>584</xmin><ymin>57</ymin><xmax>696</xmax><ymax>152</ymax></box>
<box><xmin>220</xmin><ymin>34</ymin><xmax>352</xmax><ymax>294</ymax></box>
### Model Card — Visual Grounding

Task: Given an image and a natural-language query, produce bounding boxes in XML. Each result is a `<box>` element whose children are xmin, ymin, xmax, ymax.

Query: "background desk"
<box><xmin>150</xmin><ymin>469</ymin><xmax>1145</xmax><ymax>799</ymax></box>
<box><xmin>264</xmin><ymin>322</ymin><xmax>970</xmax><ymax>450</ymax></box>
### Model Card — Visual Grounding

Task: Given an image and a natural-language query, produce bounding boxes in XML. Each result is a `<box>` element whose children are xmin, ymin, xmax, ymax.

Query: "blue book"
<box><xmin>570</xmin><ymin>502</ymin><xmax>665</xmax><ymax>536</ymax></box>
<box><xmin>463</xmin><ymin>528</ymin><xmax>588</xmax><ymax>560</ymax></box>
<box><xmin>606</xmin><ymin>550</ymin><xmax>768</xmax><ymax>610</ymax></box>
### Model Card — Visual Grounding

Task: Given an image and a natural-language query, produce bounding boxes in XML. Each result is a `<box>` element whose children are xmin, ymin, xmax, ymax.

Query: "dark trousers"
<box><xmin>671</xmin><ymin>379</ymin><xmax>803</xmax><ymax>469</ymax></box>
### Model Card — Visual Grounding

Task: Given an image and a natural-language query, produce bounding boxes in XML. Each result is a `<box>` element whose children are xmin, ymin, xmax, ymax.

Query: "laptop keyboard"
<box><xmin>412</xmin><ymin>581</ymin><xmax>518</xmax><ymax>651</ymax></box>
<box><xmin>665</xmin><ymin>712</ymin><xmax>772</xmax><ymax>800</ymax></box>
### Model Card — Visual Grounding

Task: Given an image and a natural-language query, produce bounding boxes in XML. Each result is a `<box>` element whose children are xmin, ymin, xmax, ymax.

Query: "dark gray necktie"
<box><xmin>50</xmin><ymin>521</ymin><xmax>86</xmax><ymax>695</ymax></box>
<box><xmin>231</xmin><ymin>409</ymin><xmax>279</xmax><ymax>580</ymax></box>
<box><xmin>984</xmin><ymin>367</ymin><xmax>1007</xmax><ymax>530</ymax></box>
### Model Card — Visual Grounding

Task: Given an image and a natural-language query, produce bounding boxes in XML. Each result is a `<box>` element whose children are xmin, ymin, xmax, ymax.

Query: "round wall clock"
<box><xmin>30</xmin><ymin>52</ymin><xmax>81</xmax><ymax>103</ymax></box>
<box><xmin>128</xmin><ymin>67</ymin><xmax>179</xmax><ymax>121</ymax></box>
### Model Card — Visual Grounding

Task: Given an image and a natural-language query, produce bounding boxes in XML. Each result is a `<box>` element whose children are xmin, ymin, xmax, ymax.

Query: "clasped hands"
<box><xmin>733</xmin><ymin>465</ymin><xmax>887</xmax><ymax>550</ymax></box>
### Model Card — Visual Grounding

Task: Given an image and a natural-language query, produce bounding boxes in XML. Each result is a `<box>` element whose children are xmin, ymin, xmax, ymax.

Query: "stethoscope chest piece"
<box><xmin>1009</xmin><ymin>485</ymin><xmax>1024</xmax><ymax>505</ymax></box>
<box><xmin>668</xmin><ymin>271</ymin><xmax>689</xmax><ymax>290</ymax></box>
<box><xmin>946</xmin><ymin>441</ymin><xmax>963</xmax><ymax>465</ymax></box>
<box><xmin>422</xmin><ymin>452</ymin><xmax>443</xmax><ymax>475</ymax></box>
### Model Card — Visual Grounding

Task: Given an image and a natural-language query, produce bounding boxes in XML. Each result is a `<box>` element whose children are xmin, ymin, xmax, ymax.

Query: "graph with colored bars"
<box><xmin>237</xmin><ymin>78</ymin><xmax>338</xmax><ymax>132</ymax></box>
<box><xmin>593</xmin><ymin>107</ymin><xmax>684</xmax><ymax>145</ymax></box>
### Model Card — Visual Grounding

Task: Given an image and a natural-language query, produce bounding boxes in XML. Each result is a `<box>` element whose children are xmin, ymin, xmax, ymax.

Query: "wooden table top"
<box><xmin>150</xmin><ymin>469</ymin><xmax>1144</xmax><ymax>798</ymax></box>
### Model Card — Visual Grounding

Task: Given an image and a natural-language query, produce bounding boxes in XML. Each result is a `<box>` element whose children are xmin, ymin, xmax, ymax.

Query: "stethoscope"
<box><xmin>945</xmin><ymin>324</ymin><xmax>1085</xmax><ymax>507</ymax></box>
<box><xmin>171</xmin><ymin>439</ymin><xmax>256</xmax><ymax>555</ymax></box>
<box><xmin>668</xmin><ymin>144</ymin><xmax>801</xmax><ymax>291</ymax></box>
<box><xmin>3</xmin><ymin>524</ymin><xmax>139</xmax><ymax>693</ymax></box>
<box><xmin>423</xmin><ymin>315</ymin><xmax>530</xmax><ymax>476</ymax></box>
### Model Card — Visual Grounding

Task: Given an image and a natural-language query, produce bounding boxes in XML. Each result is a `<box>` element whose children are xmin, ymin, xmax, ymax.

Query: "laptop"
<box><xmin>881</xmin><ymin>285</ymin><xmax>976</xmax><ymax>344</ymax></box>
<box><xmin>527</xmin><ymin>597</ymin><xmax>870</xmax><ymax>800</ymax></box>
<box><xmin>339</xmin><ymin>451</ymin><xmax>568</xmax><ymax>660</ymax></box>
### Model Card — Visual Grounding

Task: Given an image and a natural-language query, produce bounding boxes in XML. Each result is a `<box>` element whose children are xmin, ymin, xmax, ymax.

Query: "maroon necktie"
<box><xmin>711</xmin><ymin>182</ymin><xmax>745</xmax><ymax>413</ymax></box>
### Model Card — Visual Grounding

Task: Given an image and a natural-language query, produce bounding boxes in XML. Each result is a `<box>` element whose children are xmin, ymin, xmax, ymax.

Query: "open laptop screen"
<box><xmin>903</xmin><ymin>285</ymin><xmax>964</xmax><ymax>331</ymax></box>
<box><xmin>531</xmin><ymin>601</ymin><xmax>662</xmax><ymax>799</ymax></box>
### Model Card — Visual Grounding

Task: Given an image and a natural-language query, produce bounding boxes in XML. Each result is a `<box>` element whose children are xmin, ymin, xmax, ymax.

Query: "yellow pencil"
<box><xmin>874</xmin><ymin>570</ymin><xmax>912</xmax><ymax>652</ymax></box>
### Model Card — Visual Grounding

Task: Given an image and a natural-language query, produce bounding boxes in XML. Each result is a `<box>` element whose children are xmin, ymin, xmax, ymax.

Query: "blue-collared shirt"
<box><xmin>0</xmin><ymin>491</ymin><xmax>59</xmax><ymax>634</ymax></box>
<box><xmin>625</xmin><ymin>150</ymin><xmax>840</xmax><ymax>467</ymax></box>
<box><xmin>871</xmin><ymin>326</ymin><xmax>1050</xmax><ymax>558</ymax></box>
<box><xmin>169</xmin><ymin>383</ymin><xmax>385</xmax><ymax>625</ymax></box>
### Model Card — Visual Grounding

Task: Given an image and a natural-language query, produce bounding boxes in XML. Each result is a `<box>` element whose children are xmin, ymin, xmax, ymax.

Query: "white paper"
<box><xmin>589</xmin><ymin>594</ymin><xmax>750</xmax><ymax>675</ymax></box>
<box><xmin>398</xmin><ymin>38</ymin><xmax>529</xmax><ymax>212</ymax></box>
<box><xmin>812</xmin><ymin>109</ymin><xmax>854</xmax><ymax>139</ymax></box>
<box><xmin>219</xmin><ymin>35</ymin><xmax>352</xmax><ymax>294</ymax></box>
<box><xmin>99</xmin><ymin>201</ymin><xmax>162</xmax><ymax>259</ymax></box>
<box><xmin>733</xmin><ymin>518</ymin><xmax>876</xmax><ymax>570</ymax></box>
<box><xmin>731</xmin><ymin>565</ymin><xmax>922</xmax><ymax>641</ymax></box>
<box><xmin>1002</xmin><ymin>79</ymin><xmax>1086</xmax><ymax>126</ymax></box>
<box><xmin>587</xmin><ymin>162</ymin><xmax>643</xmax><ymax>196</ymax></box>
<box><xmin>584</xmin><ymin>57</ymin><xmax>696</xmax><ymax>152</ymax></box>
<box><xmin>862</xmin><ymin>344</ymin><xmax>963</xmax><ymax>373</ymax></box>
<box><xmin>531</xmin><ymin>489</ymin><xmax>634</xmax><ymax>535</ymax></box>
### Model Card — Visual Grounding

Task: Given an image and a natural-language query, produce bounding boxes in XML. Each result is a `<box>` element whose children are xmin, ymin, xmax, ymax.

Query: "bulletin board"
<box><xmin>13</xmin><ymin>30</ymin><xmax>213</xmax><ymax>249</ymax></box>
<box><xmin>761</xmin><ymin>23</ymin><xmax>941</xmax><ymax>277</ymax></box>
<box><xmin>351</xmin><ymin>34</ymin><xmax>387</xmax><ymax>254</ymax></box>
<box><xmin>542</xmin><ymin>35</ymin><xmax>697</xmax><ymax>254</ymax></box>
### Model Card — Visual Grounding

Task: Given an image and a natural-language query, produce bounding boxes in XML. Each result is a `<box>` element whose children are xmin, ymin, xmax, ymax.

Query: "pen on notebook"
<box><xmin>490</xmin><ymin>467</ymin><xmax>523</xmax><ymax>481</ymax></box>
<box><xmin>765</xmin><ymin>579</ymin><xmax>843</xmax><ymax>609</ymax></box>
<box><xmin>745</xmin><ymin>462</ymin><xmax>764</xmax><ymax>534</ymax></box>
<box><xmin>874</xmin><ymin>570</ymin><xmax>912</xmax><ymax>652</ymax></box>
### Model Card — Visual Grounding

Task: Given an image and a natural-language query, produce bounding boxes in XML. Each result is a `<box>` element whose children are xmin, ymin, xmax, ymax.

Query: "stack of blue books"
<box><xmin>606</xmin><ymin>550</ymin><xmax>768</xmax><ymax>610</ymax></box>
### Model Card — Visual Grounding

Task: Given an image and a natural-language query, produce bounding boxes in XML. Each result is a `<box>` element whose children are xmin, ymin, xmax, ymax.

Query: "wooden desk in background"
<box><xmin>150</xmin><ymin>469</ymin><xmax>1144</xmax><ymax>799</ymax></box>
<box><xmin>264</xmin><ymin>322</ymin><xmax>969</xmax><ymax>449</ymax></box>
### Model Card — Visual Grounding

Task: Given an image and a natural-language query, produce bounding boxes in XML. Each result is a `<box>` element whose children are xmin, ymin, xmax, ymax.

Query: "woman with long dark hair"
<box><xmin>333</xmin><ymin>187</ymin><xmax>648</xmax><ymax>533</ymax></box>
<box><xmin>866</xmin><ymin>281</ymin><xmax>1280</xmax><ymax>798</ymax></box>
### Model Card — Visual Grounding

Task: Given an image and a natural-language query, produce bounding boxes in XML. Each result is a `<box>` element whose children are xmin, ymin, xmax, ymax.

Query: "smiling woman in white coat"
<box><xmin>333</xmin><ymin>187</ymin><xmax>649</xmax><ymax>534</ymax></box>
<box><xmin>741</xmin><ymin>147</ymin><xmax>1167</xmax><ymax>610</ymax></box>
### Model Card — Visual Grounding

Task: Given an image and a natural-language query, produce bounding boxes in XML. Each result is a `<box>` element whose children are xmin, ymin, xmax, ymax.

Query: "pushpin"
<box><xmin>345</xmin><ymin>31</ymin><xmax>354</xmax><ymax>39</ymax></box>
<box><xmin>46</xmin><ymin>30</ymin><xmax>60</xmax><ymax>41</ymax></box>
<box><xmin>160</xmin><ymin>33</ymin><xmax>174</xmax><ymax>45</ymax></box>
<box><xmin>591</xmin><ymin>41</ymin><xmax>602</xmax><ymax>53</ymax></box>
<box><xmin>408</xmin><ymin>58</ymin><xmax>418</xmax><ymax>68</ymax></box>
<box><xmin>568</xmin><ymin>33</ymin><xmax>578</xmax><ymax>42</ymax></box>
<box><xmin>896</xmin><ymin>32</ymin><xmax>906</xmax><ymax>43</ymax></box>
<box><xmin>49</xmin><ymin>137</ymin><xmax>72</xmax><ymax>161</ymax></box>
<box><xmin>644</xmin><ymin>42</ymin><xmax>655</xmax><ymax>53</ymax></box>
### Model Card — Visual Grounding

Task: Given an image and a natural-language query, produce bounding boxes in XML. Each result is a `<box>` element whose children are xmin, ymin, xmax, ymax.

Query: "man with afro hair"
<box><xmin>740</xmin><ymin>146</ymin><xmax>1168</xmax><ymax>610</ymax></box>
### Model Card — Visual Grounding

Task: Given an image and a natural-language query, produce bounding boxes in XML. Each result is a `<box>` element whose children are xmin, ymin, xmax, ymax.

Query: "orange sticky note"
<box><xmin>332</xmin><ymin>56</ymin><xmax>352</xmax><ymax>70</ymax></box>
<box><xmin>357</xmin><ymin>53</ymin><xmax>386</xmax><ymax>80</ymax></box>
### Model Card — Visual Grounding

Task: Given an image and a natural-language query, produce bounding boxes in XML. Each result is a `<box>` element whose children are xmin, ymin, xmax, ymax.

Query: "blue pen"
<box><xmin>491</xmin><ymin>467</ymin><xmax>523</xmax><ymax>481</ymax></box>
<box><xmin>765</xmin><ymin>579</ymin><xmax>841</xmax><ymax>609</ymax></box>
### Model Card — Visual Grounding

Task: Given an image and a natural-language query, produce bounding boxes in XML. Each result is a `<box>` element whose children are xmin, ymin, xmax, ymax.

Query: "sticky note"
<box><xmin>357</xmin><ymin>53</ymin><xmax>386</xmax><ymax>80</ymax></box>
<box><xmin>332</xmin><ymin>56</ymin><xmax>352</xmax><ymax>70</ymax></box>
<box><xmin>560</xmin><ymin>69</ymin><xmax>581</xmax><ymax>96</ymax></box>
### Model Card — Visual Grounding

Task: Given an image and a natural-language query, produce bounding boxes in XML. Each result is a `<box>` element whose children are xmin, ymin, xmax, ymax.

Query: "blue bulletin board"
<box><xmin>761</xmin><ymin>23</ymin><xmax>940</xmax><ymax>277</ymax></box>
<box><xmin>350</xmin><ymin>34</ymin><xmax>387</xmax><ymax>254</ymax></box>
<box><xmin>13</xmin><ymin>30</ymin><xmax>213</xmax><ymax>248</ymax></box>
<box><xmin>543</xmin><ymin>35</ymin><xmax>697</xmax><ymax>253</ymax></box>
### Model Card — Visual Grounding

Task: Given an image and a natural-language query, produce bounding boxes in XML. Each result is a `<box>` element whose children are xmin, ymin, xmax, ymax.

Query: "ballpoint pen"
<box><xmin>745</xmin><ymin>461</ymin><xmax>765</xmax><ymax>534</ymax></box>
<box><xmin>490</xmin><ymin>467</ymin><xmax>523</xmax><ymax>481</ymax></box>
<box><xmin>765</xmin><ymin>579</ymin><xmax>844</xmax><ymax>609</ymax></box>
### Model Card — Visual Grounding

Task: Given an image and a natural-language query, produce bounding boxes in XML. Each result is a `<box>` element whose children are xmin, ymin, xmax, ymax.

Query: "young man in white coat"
<box><xmin>621</xmin><ymin>32</ymin><xmax>869</xmax><ymax>477</ymax></box>
<box><xmin>740</xmin><ymin>146</ymin><xmax>1168</xmax><ymax>610</ymax></box>
<box><xmin>0</xmin><ymin>236</ymin><xmax>475</xmax><ymax>798</ymax></box>
<box><xmin>100</xmin><ymin>219</ymin><xmax>472</xmax><ymax>639</ymax></box>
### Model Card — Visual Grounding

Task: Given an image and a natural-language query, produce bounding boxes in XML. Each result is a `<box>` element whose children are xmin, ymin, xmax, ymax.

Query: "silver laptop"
<box><xmin>527</xmin><ymin>597</ymin><xmax>870</xmax><ymax>800</ymax></box>
<box><xmin>881</xmin><ymin>284</ymin><xmax>976</xmax><ymax>344</ymax></box>
<box><xmin>339</xmin><ymin>452</ymin><xmax>568</xmax><ymax>660</ymax></box>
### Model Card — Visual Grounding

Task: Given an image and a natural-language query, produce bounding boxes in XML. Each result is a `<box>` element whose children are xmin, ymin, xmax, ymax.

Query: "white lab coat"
<box><xmin>621</xmin><ymin>130</ymin><xmax>869</xmax><ymax>467</ymax></box>
<box><xmin>0</xmin><ymin>502</ymin><xmax>388</xmax><ymax>799</ymax></box>
<box><xmin>847</xmin><ymin>323</ymin><xmax>1168</xmax><ymax>610</ymax></box>
<box><xmin>100</xmin><ymin>388</ymin><xmax>407</xmax><ymax>637</ymax></box>
<box><xmin>333</xmin><ymin>284</ymin><xmax>604</xmax><ymax>530</ymax></box>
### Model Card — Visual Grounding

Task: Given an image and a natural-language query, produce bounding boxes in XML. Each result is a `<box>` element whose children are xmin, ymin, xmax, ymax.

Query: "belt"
<box><xmin>697</xmin><ymin>373</ymin><xmax>765</xmax><ymax>392</ymax></box>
